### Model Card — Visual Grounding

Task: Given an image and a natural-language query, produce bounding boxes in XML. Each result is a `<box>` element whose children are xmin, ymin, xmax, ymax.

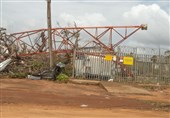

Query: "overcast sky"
<box><xmin>0</xmin><ymin>0</ymin><xmax>169</xmax><ymax>49</ymax></box>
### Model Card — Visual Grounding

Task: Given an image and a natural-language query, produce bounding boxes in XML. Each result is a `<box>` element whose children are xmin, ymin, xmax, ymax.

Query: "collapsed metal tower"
<box><xmin>5</xmin><ymin>24</ymin><xmax>147</xmax><ymax>56</ymax></box>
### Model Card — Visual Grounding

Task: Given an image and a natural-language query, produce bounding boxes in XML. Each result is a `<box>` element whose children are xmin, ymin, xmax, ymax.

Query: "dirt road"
<box><xmin>0</xmin><ymin>79</ymin><xmax>169</xmax><ymax>118</ymax></box>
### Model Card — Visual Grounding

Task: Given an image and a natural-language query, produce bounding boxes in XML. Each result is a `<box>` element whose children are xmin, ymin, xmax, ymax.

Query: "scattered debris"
<box><xmin>27</xmin><ymin>75</ymin><xmax>41</xmax><ymax>80</ymax></box>
<box><xmin>27</xmin><ymin>62</ymin><xmax>65</xmax><ymax>80</ymax></box>
<box><xmin>0</xmin><ymin>58</ymin><xmax>13</xmax><ymax>72</ymax></box>
<box><xmin>108</xmin><ymin>79</ymin><xmax>114</xmax><ymax>82</ymax></box>
<box><xmin>80</xmin><ymin>104</ymin><xmax>88</xmax><ymax>108</ymax></box>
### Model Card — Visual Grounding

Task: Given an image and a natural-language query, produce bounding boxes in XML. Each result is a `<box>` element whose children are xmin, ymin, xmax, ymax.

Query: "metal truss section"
<box><xmin>10</xmin><ymin>25</ymin><xmax>146</xmax><ymax>56</ymax></box>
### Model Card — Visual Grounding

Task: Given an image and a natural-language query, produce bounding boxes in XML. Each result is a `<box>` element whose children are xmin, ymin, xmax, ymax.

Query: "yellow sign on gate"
<box><xmin>123</xmin><ymin>56</ymin><xmax>134</xmax><ymax>65</ymax></box>
<box><xmin>104</xmin><ymin>54</ymin><xmax>112</xmax><ymax>61</ymax></box>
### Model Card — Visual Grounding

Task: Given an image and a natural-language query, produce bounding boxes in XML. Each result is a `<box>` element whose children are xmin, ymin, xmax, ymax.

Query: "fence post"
<box><xmin>158</xmin><ymin>48</ymin><xmax>161</xmax><ymax>84</ymax></box>
<box><xmin>134</xmin><ymin>47</ymin><xmax>137</xmax><ymax>82</ymax></box>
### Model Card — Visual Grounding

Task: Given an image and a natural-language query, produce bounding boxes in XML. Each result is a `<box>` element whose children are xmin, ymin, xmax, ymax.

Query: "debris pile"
<box><xmin>0</xmin><ymin>54</ymin><xmax>72</xmax><ymax>80</ymax></box>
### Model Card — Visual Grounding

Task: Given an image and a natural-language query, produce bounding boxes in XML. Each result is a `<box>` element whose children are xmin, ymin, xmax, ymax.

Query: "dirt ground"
<box><xmin>0</xmin><ymin>78</ymin><xmax>169</xmax><ymax>118</ymax></box>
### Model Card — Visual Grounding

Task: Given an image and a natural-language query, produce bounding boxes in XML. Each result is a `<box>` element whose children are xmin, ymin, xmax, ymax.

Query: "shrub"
<box><xmin>56</xmin><ymin>73</ymin><xmax>69</xmax><ymax>82</ymax></box>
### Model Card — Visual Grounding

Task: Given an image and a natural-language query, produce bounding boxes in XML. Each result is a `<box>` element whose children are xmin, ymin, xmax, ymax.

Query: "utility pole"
<box><xmin>72</xmin><ymin>38</ymin><xmax>78</xmax><ymax>78</ymax></box>
<box><xmin>47</xmin><ymin>0</ymin><xmax>54</xmax><ymax>68</ymax></box>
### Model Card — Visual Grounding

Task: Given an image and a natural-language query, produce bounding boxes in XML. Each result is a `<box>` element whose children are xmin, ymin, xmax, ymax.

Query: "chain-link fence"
<box><xmin>73</xmin><ymin>46</ymin><xmax>170</xmax><ymax>84</ymax></box>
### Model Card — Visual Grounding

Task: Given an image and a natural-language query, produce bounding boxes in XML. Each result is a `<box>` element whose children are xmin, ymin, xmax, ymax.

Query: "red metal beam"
<box><xmin>10</xmin><ymin>25</ymin><xmax>144</xmax><ymax>56</ymax></box>
<box><xmin>11</xmin><ymin>25</ymin><xmax>142</xmax><ymax>35</ymax></box>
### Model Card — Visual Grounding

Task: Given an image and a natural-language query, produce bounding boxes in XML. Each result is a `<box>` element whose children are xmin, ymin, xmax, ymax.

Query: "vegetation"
<box><xmin>56</xmin><ymin>73</ymin><xmax>69</xmax><ymax>83</ymax></box>
<box><xmin>9</xmin><ymin>72</ymin><xmax>27</xmax><ymax>79</ymax></box>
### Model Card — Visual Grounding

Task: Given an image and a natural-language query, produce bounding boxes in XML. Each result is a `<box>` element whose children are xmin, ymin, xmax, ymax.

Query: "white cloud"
<box><xmin>59</xmin><ymin>12</ymin><xmax>107</xmax><ymax>26</ymax></box>
<box><xmin>2</xmin><ymin>2</ymin><xmax>169</xmax><ymax>49</ymax></box>
<box><xmin>122</xmin><ymin>4</ymin><xmax>170</xmax><ymax>48</ymax></box>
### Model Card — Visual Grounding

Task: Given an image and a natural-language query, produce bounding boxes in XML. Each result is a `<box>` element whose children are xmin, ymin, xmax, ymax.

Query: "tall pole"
<box><xmin>47</xmin><ymin>0</ymin><xmax>53</xmax><ymax>68</ymax></box>
<box><xmin>72</xmin><ymin>38</ymin><xmax>78</xmax><ymax>78</ymax></box>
